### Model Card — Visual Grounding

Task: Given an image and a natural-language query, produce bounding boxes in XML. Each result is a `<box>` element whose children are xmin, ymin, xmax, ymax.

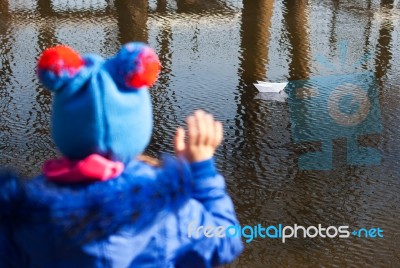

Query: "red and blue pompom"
<box><xmin>125</xmin><ymin>46</ymin><xmax>161</xmax><ymax>88</ymax></box>
<box><xmin>37</xmin><ymin>45</ymin><xmax>85</xmax><ymax>92</ymax></box>
<box><xmin>38</xmin><ymin>45</ymin><xmax>84</xmax><ymax>75</ymax></box>
<box><xmin>109</xmin><ymin>43</ymin><xmax>161</xmax><ymax>90</ymax></box>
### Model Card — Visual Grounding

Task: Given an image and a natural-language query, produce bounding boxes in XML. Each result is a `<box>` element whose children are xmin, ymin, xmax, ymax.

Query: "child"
<box><xmin>0</xmin><ymin>43</ymin><xmax>243</xmax><ymax>267</ymax></box>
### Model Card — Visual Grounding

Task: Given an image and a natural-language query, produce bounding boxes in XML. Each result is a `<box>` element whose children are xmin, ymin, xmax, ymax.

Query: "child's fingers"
<box><xmin>213</xmin><ymin>121</ymin><xmax>223</xmax><ymax>147</ymax></box>
<box><xmin>195</xmin><ymin>110</ymin><xmax>206</xmax><ymax>145</ymax></box>
<box><xmin>187</xmin><ymin>115</ymin><xmax>198</xmax><ymax>146</ymax></box>
<box><xmin>205</xmin><ymin>113</ymin><xmax>214</xmax><ymax>146</ymax></box>
<box><xmin>174</xmin><ymin>127</ymin><xmax>186</xmax><ymax>155</ymax></box>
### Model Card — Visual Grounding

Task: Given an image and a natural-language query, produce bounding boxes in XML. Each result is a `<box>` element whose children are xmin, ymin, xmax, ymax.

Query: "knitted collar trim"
<box><xmin>42</xmin><ymin>154</ymin><xmax>124</xmax><ymax>183</ymax></box>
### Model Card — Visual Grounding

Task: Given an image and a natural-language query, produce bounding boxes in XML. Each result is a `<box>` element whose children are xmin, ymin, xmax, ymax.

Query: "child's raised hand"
<box><xmin>174</xmin><ymin>110</ymin><xmax>223</xmax><ymax>163</ymax></box>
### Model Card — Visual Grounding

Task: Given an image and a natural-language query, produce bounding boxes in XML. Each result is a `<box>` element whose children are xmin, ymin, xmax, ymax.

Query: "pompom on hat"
<box><xmin>37</xmin><ymin>43</ymin><xmax>161</xmax><ymax>168</ymax></box>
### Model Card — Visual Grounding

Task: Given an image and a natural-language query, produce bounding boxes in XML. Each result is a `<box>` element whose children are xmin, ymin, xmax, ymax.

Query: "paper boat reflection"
<box><xmin>255</xmin><ymin>91</ymin><xmax>288</xmax><ymax>102</ymax></box>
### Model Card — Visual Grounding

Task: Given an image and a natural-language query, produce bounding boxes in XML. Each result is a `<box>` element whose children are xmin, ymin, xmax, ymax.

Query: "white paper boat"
<box><xmin>254</xmin><ymin>82</ymin><xmax>288</xmax><ymax>93</ymax></box>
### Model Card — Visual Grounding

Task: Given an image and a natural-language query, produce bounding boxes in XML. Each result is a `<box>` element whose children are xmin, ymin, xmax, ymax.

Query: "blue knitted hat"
<box><xmin>37</xmin><ymin>43</ymin><xmax>161</xmax><ymax>163</ymax></box>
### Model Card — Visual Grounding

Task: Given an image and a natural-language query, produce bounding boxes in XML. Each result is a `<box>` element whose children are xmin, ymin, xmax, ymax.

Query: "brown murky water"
<box><xmin>1</xmin><ymin>0</ymin><xmax>400</xmax><ymax>267</ymax></box>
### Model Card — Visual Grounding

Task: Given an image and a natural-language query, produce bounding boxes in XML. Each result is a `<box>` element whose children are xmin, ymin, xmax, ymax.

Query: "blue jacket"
<box><xmin>0</xmin><ymin>155</ymin><xmax>243</xmax><ymax>267</ymax></box>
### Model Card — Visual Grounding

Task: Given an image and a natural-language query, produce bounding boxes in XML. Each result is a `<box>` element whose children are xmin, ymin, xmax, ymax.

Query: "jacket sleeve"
<box><xmin>173</xmin><ymin>158</ymin><xmax>243</xmax><ymax>267</ymax></box>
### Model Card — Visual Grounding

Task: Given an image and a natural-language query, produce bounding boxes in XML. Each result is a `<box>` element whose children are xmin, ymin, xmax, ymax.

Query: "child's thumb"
<box><xmin>174</xmin><ymin>127</ymin><xmax>186</xmax><ymax>155</ymax></box>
